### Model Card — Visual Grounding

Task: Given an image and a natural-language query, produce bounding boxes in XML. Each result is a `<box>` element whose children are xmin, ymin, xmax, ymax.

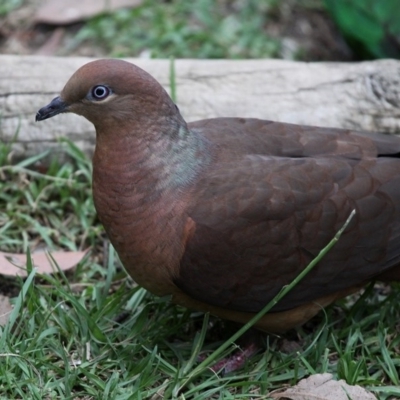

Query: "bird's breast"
<box><xmin>92</xmin><ymin>161</ymin><xmax>192</xmax><ymax>295</ymax></box>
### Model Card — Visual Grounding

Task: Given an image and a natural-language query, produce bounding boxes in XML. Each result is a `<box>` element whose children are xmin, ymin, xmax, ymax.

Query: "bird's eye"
<box><xmin>91</xmin><ymin>85</ymin><xmax>110</xmax><ymax>100</ymax></box>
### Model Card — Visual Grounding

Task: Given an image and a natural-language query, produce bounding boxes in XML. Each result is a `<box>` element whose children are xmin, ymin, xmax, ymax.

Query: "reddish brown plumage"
<box><xmin>36</xmin><ymin>59</ymin><xmax>400</xmax><ymax>332</ymax></box>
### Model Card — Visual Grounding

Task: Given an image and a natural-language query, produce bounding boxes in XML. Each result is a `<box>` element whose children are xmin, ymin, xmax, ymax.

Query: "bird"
<box><xmin>36</xmin><ymin>58</ymin><xmax>400</xmax><ymax>333</ymax></box>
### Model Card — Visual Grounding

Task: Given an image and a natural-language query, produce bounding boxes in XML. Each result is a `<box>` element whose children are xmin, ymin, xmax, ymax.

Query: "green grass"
<box><xmin>1</xmin><ymin>142</ymin><xmax>400</xmax><ymax>399</ymax></box>
<box><xmin>0</xmin><ymin>0</ymin><xmax>22</xmax><ymax>16</ymax></box>
<box><xmin>74</xmin><ymin>0</ymin><xmax>282</xmax><ymax>59</ymax></box>
<box><xmin>0</xmin><ymin>140</ymin><xmax>99</xmax><ymax>253</ymax></box>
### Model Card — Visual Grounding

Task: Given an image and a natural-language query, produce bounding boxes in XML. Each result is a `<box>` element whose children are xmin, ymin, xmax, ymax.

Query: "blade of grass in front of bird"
<box><xmin>169</xmin><ymin>56</ymin><xmax>177</xmax><ymax>103</ymax></box>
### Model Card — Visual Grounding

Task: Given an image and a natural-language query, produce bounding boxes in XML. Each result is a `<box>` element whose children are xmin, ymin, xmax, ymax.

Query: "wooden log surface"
<box><xmin>1</xmin><ymin>55</ymin><xmax>400</xmax><ymax>159</ymax></box>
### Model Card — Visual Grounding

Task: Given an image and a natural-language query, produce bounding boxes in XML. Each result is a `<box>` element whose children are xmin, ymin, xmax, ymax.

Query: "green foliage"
<box><xmin>324</xmin><ymin>0</ymin><xmax>400</xmax><ymax>59</ymax></box>
<box><xmin>76</xmin><ymin>0</ymin><xmax>281</xmax><ymax>59</ymax></box>
<box><xmin>0</xmin><ymin>139</ymin><xmax>100</xmax><ymax>252</ymax></box>
<box><xmin>0</xmin><ymin>0</ymin><xmax>23</xmax><ymax>16</ymax></box>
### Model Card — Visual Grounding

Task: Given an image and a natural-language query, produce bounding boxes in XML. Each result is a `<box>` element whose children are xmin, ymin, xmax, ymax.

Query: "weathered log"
<box><xmin>1</xmin><ymin>55</ymin><xmax>400</xmax><ymax>159</ymax></box>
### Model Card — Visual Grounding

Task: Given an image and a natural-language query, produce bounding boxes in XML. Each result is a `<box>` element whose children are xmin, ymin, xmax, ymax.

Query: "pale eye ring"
<box><xmin>91</xmin><ymin>85</ymin><xmax>110</xmax><ymax>100</ymax></box>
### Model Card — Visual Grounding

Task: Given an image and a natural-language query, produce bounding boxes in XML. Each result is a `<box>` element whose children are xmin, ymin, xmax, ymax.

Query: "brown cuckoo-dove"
<box><xmin>36</xmin><ymin>59</ymin><xmax>400</xmax><ymax>333</ymax></box>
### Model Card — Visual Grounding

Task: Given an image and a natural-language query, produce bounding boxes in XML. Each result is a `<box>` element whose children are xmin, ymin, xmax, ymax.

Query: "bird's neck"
<box><xmin>93</xmin><ymin>115</ymin><xmax>212</xmax><ymax>193</ymax></box>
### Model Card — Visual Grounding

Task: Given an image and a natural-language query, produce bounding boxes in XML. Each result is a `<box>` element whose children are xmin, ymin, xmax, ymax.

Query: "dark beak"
<box><xmin>35</xmin><ymin>96</ymin><xmax>68</xmax><ymax>121</ymax></box>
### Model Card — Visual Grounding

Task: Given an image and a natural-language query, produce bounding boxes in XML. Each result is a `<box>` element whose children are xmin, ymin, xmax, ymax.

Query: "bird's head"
<box><xmin>36</xmin><ymin>59</ymin><xmax>177</xmax><ymax>130</ymax></box>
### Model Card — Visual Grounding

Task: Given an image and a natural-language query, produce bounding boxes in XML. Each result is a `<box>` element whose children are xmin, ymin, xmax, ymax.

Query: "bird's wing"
<box><xmin>174</xmin><ymin>121</ymin><xmax>400</xmax><ymax>313</ymax></box>
<box><xmin>189</xmin><ymin>118</ymin><xmax>400</xmax><ymax>159</ymax></box>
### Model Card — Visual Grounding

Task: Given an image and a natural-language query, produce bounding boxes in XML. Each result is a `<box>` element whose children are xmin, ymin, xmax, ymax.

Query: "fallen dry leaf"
<box><xmin>34</xmin><ymin>0</ymin><xmax>143</xmax><ymax>25</ymax></box>
<box><xmin>270</xmin><ymin>373</ymin><xmax>377</xmax><ymax>400</ymax></box>
<box><xmin>0</xmin><ymin>295</ymin><xmax>13</xmax><ymax>326</ymax></box>
<box><xmin>0</xmin><ymin>250</ymin><xmax>88</xmax><ymax>277</ymax></box>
